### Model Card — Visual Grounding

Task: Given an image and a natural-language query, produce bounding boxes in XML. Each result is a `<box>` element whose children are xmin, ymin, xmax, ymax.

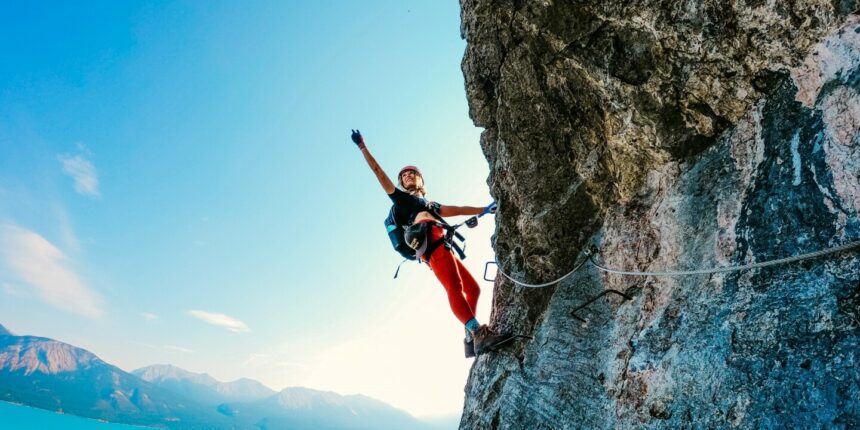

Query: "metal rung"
<box><xmin>483</xmin><ymin>261</ymin><xmax>497</xmax><ymax>282</ymax></box>
<box><xmin>570</xmin><ymin>289</ymin><xmax>633</xmax><ymax>323</ymax></box>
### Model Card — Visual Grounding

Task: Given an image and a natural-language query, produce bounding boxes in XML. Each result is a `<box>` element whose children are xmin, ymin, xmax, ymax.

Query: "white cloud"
<box><xmin>58</xmin><ymin>152</ymin><xmax>100</xmax><ymax>197</ymax></box>
<box><xmin>0</xmin><ymin>223</ymin><xmax>104</xmax><ymax>318</ymax></box>
<box><xmin>188</xmin><ymin>310</ymin><xmax>250</xmax><ymax>333</ymax></box>
<box><xmin>53</xmin><ymin>205</ymin><xmax>81</xmax><ymax>252</ymax></box>
<box><xmin>165</xmin><ymin>345</ymin><xmax>194</xmax><ymax>354</ymax></box>
<box><xmin>140</xmin><ymin>312</ymin><xmax>159</xmax><ymax>321</ymax></box>
<box><xmin>243</xmin><ymin>353</ymin><xmax>309</xmax><ymax>369</ymax></box>
<box><xmin>242</xmin><ymin>353</ymin><xmax>271</xmax><ymax>366</ymax></box>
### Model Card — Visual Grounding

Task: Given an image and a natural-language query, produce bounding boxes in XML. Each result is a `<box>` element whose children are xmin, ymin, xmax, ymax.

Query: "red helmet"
<box><xmin>398</xmin><ymin>165</ymin><xmax>422</xmax><ymax>186</ymax></box>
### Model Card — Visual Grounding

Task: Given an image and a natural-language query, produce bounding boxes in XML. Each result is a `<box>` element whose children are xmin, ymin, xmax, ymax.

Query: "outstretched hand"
<box><xmin>351</xmin><ymin>129</ymin><xmax>365</xmax><ymax>150</ymax></box>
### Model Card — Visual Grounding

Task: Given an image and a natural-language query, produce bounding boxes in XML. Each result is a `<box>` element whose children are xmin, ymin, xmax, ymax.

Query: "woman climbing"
<box><xmin>351</xmin><ymin>129</ymin><xmax>513</xmax><ymax>357</ymax></box>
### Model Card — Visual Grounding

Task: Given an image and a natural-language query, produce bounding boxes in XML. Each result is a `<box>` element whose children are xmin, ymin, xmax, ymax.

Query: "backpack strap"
<box><xmin>393</xmin><ymin>258</ymin><xmax>409</xmax><ymax>278</ymax></box>
<box><xmin>449</xmin><ymin>241</ymin><xmax>466</xmax><ymax>260</ymax></box>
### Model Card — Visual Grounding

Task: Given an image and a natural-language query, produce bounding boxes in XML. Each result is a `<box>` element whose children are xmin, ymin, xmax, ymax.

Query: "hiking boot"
<box><xmin>473</xmin><ymin>325</ymin><xmax>515</xmax><ymax>355</ymax></box>
<box><xmin>464</xmin><ymin>336</ymin><xmax>476</xmax><ymax>358</ymax></box>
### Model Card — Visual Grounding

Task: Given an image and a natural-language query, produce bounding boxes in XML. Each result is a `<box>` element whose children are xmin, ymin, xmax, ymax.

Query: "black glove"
<box><xmin>351</xmin><ymin>129</ymin><xmax>365</xmax><ymax>150</ymax></box>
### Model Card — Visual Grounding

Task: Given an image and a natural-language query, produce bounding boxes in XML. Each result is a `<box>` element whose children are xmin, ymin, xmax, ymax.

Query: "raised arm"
<box><xmin>352</xmin><ymin>129</ymin><xmax>395</xmax><ymax>194</ymax></box>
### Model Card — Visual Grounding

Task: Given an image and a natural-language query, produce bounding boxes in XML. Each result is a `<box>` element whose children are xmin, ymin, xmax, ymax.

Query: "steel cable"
<box><xmin>489</xmin><ymin>240</ymin><xmax>860</xmax><ymax>286</ymax></box>
<box><xmin>589</xmin><ymin>240</ymin><xmax>860</xmax><ymax>277</ymax></box>
<box><xmin>492</xmin><ymin>253</ymin><xmax>591</xmax><ymax>288</ymax></box>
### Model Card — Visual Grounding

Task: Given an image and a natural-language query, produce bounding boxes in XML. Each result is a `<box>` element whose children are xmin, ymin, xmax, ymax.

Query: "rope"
<box><xmin>490</xmin><ymin>240</ymin><xmax>860</xmax><ymax>286</ymax></box>
<box><xmin>493</xmin><ymin>251</ymin><xmax>591</xmax><ymax>288</ymax></box>
<box><xmin>589</xmin><ymin>240</ymin><xmax>860</xmax><ymax>277</ymax></box>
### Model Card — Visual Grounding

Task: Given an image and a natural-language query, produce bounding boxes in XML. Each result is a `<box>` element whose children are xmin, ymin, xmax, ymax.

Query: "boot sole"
<box><xmin>465</xmin><ymin>339</ymin><xmax>476</xmax><ymax>358</ymax></box>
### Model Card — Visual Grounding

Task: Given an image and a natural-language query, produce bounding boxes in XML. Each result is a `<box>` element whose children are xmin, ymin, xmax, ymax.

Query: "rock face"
<box><xmin>460</xmin><ymin>2</ymin><xmax>860</xmax><ymax>429</ymax></box>
<box><xmin>0</xmin><ymin>335</ymin><xmax>101</xmax><ymax>375</ymax></box>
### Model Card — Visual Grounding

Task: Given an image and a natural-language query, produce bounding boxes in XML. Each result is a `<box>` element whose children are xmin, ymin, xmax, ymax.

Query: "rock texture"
<box><xmin>460</xmin><ymin>1</ymin><xmax>860</xmax><ymax>429</ymax></box>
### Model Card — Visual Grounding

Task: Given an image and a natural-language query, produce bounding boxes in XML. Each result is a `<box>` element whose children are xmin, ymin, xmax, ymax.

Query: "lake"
<box><xmin>0</xmin><ymin>401</ymin><xmax>150</xmax><ymax>429</ymax></box>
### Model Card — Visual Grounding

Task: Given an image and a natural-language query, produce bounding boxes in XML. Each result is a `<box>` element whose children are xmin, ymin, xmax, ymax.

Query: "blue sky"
<box><xmin>0</xmin><ymin>0</ymin><xmax>496</xmax><ymax>419</ymax></box>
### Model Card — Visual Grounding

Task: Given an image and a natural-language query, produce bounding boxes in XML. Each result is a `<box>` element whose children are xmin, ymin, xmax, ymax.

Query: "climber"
<box><xmin>351</xmin><ymin>129</ymin><xmax>515</xmax><ymax>357</ymax></box>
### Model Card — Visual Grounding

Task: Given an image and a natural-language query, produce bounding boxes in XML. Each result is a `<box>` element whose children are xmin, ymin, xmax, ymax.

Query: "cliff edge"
<box><xmin>460</xmin><ymin>1</ymin><xmax>860</xmax><ymax>428</ymax></box>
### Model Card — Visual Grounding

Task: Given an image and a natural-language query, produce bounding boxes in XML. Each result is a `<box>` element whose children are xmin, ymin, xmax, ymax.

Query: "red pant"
<box><xmin>424</xmin><ymin>224</ymin><xmax>481</xmax><ymax>325</ymax></box>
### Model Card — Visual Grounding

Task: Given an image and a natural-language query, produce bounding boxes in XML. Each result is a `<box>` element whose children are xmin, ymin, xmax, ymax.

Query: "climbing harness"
<box><xmin>431</xmin><ymin>203</ymin><xmax>497</xmax><ymax>261</ymax></box>
<box><xmin>485</xmin><ymin>240</ymin><xmax>860</xmax><ymax>287</ymax></box>
<box><xmin>392</xmin><ymin>203</ymin><xmax>496</xmax><ymax>278</ymax></box>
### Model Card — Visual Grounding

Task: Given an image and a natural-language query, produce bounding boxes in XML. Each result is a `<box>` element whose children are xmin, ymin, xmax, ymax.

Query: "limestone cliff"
<box><xmin>460</xmin><ymin>1</ymin><xmax>860</xmax><ymax>428</ymax></box>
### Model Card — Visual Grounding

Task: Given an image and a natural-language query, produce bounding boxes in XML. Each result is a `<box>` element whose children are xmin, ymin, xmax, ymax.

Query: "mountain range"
<box><xmin>0</xmin><ymin>324</ymin><xmax>435</xmax><ymax>429</ymax></box>
<box><xmin>133</xmin><ymin>364</ymin><xmax>275</xmax><ymax>405</ymax></box>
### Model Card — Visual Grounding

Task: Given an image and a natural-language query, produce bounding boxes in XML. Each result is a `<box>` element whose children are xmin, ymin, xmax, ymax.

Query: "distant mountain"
<box><xmin>0</xmin><ymin>333</ymin><xmax>237</xmax><ymax>429</ymax></box>
<box><xmin>231</xmin><ymin>387</ymin><xmax>428</xmax><ymax>430</ymax></box>
<box><xmin>220</xmin><ymin>377</ymin><xmax>276</xmax><ymax>401</ymax></box>
<box><xmin>134</xmin><ymin>364</ymin><xmax>275</xmax><ymax>404</ymax></box>
<box><xmin>0</xmin><ymin>325</ymin><xmax>440</xmax><ymax>430</ymax></box>
<box><xmin>134</xmin><ymin>365</ymin><xmax>429</xmax><ymax>429</ymax></box>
